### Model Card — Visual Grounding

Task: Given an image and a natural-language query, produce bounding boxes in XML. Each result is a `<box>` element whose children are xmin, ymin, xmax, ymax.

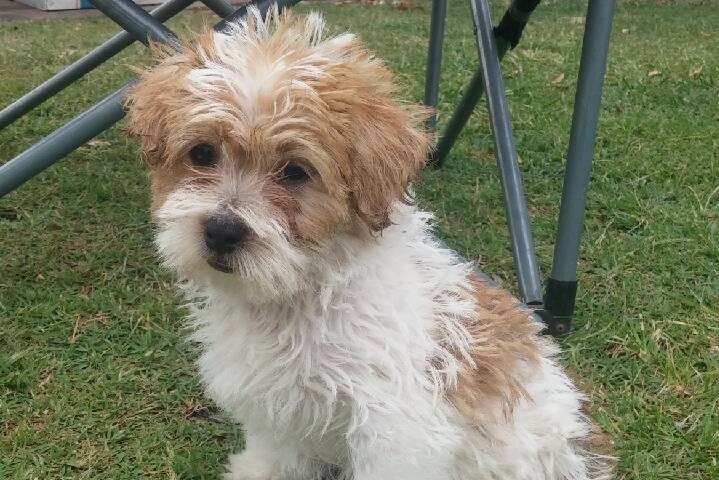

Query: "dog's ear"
<box><xmin>124</xmin><ymin>41</ymin><xmax>197</xmax><ymax>167</ymax></box>
<box><xmin>349</xmin><ymin>99</ymin><xmax>430</xmax><ymax>231</ymax></box>
<box><xmin>125</xmin><ymin>63</ymin><xmax>177</xmax><ymax>167</ymax></box>
<box><xmin>331</xmin><ymin>42</ymin><xmax>431</xmax><ymax>231</ymax></box>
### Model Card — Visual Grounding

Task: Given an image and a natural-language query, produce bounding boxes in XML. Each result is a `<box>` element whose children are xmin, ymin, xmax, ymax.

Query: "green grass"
<box><xmin>1</xmin><ymin>1</ymin><xmax>717</xmax><ymax>478</ymax></box>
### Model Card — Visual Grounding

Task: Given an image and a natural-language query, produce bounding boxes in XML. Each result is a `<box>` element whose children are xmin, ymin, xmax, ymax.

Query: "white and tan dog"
<box><xmin>126</xmin><ymin>8</ymin><xmax>610</xmax><ymax>480</ymax></box>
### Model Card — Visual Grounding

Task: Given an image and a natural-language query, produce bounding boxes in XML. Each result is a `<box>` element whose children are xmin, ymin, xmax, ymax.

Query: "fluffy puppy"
<box><xmin>126</xmin><ymin>8</ymin><xmax>610</xmax><ymax>480</ymax></box>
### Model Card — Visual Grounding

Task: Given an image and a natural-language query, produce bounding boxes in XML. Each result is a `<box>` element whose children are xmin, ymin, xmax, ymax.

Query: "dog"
<box><xmin>125</xmin><ymin>7</ymin><xmax>610</xmax><ymax>480</ymax></box>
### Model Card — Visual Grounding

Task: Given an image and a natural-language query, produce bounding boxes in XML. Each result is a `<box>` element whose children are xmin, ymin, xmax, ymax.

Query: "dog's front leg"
<box><xmin>347</xmin><ymin>408</ymin><xmax>459</xmax><ymax>480</ymax></box>
<box><xmin>225</xmin><ymin>428</ymin><xmax>321</xmax><ymax>480</ymax></box>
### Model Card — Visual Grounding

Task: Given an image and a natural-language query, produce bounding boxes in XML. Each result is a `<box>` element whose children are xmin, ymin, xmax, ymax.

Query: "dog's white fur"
<box><xmin>128</xmin><ymin>8</ymin><xmax>611</xmax><ymax>480</ymax></box>
<box><xmin>162</xmin><ymin>202</ymin><xmax>600</xmax><ymax>480</ymax></box>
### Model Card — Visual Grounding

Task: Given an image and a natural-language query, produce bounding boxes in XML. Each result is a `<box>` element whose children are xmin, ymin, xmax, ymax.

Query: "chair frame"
<box><xmin>0</xmin><ymin>0</ymin><xmax>615</xmax><ymax>335</ymax></box>
<box><xmin>425</xmin><ymin>0</ymin><xmax>614</xmax><ymax>334</ymax></box>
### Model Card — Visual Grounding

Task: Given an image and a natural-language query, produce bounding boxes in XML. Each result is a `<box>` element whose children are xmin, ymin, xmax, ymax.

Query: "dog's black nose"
<box><xmin>204</xmin><ymin>217</ymin><xmax>249</xmax><ymax>254</ymax></box>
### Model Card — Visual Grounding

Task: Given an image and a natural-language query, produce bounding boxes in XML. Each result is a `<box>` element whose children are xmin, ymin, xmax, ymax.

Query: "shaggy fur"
<box><xmin>126</xmin><ymin>7</ymin><xmax>611</xmax><ymax>480</ymax></box>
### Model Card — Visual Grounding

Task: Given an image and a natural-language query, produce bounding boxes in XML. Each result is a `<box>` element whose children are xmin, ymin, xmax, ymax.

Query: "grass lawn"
<box><xmin>1</xmin><ymin>0</ymin><xmax>717</xmax><ymax>478</ymax></box>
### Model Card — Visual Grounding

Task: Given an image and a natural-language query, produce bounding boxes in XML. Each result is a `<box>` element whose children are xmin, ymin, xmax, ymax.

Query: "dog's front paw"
<box><xmin>224</xmin><ymin>451</ymin><xmax>280</xmax><ymax>480</ymax></box>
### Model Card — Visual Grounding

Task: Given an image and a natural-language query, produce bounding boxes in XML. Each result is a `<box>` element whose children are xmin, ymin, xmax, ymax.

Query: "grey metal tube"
<box><xmin>1</xmin><ymin>0</ymin><xmax>180</xmax><ymax>199</ymax></box>
<box><xmin>469</xmin><ymin>0</ymin><xmax>542</xmax><ymax>305</ymax></box>
<box><xmin>549</xmin><ymin>0</ymin><xmax>615</xmax><ymax>283</ymax></box>
<box><xmin>430</xmin><ymin>0</ymin><xmax>541</xmax><ymax>167</ymax></box>
<box><xmin>200</xmin><ymin>0</ymin><xmax>236</xmax><ymax>18</ymax></box>
<box><xmin>423</xmin><ymin>0</ymin><xmax>447</xmax><ymax>131</ymax></box>
<box><xmin>429</xmin><ymin>38</ymin><xmax>510</xmax><ymax>167</ymax></box>
<box><xmin>88</xmin><ymin>0</ymin><xmax>180</xmax><ymax>47</ymax></box>
<box><xmin>0</xmin><ymin>0</ymin><xmax>301</xmax><ymax>200</ymax></box>
<box><xmin>0</xmin><ymin>86</ymin><xmax>129</xmax><ymax>198</ymax></box>
<box><xmin>0</xmin><ymin>0</ymin><xmax>196</xmax><ymax>132</ymax></box>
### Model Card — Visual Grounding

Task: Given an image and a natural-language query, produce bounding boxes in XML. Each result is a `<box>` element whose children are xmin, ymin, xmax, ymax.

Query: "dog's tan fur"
<box><xmin>448</xmin><ymin>276</ymin><xmax>544</xmax><ymax>424</ymax></box>
<box><xmin>126</xmin><ymin>11</ymin><xmax>429</xmax><ymax>245</ymax></box>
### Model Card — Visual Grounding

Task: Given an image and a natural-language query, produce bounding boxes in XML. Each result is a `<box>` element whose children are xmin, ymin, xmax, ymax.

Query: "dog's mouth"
<box><xmin>207</xmin><ymin>256</ymin><xmax>234</xmax><ymax>274</ymax></box>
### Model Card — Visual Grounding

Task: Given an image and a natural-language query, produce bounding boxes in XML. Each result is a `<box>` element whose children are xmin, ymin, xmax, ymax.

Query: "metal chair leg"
<box><xmin>544</xmin><ymin>0</ymin><xmax>615</xmax><ymax>334</ymax></box>
<box><xmin>201</xmin><ymin>0</ymin><xmax>236</xmax><ymax>17</ymax></box>
<box><xmin>468</xmin><ymin>0</ymin><xmax>543</xmax><ymax>306</ymax></box>
<box><xmin>88</xmin><ymin>0</ymin><xmax>180</xmax><ymax>47</ymax></box>
<box><xmin>429</xmin><ymin>0</ymin><xmax>540</xmax><ymax>167</ymax></box>
<box><xmin>423</xmin><ymin>0</ymin><xmax>447</xmax><ymax>132</ymax></box>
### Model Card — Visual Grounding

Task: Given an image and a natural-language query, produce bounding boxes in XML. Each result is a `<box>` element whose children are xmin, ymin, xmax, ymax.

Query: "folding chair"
<box><xmin>0</xmin><ymin>0</ymin><xmax>615</xmax><ymax>335</ymax></box>
<box><xmin>423</xmin><ymin>0</ymin><xmax>614</xmax><ymax>334</ymax></box>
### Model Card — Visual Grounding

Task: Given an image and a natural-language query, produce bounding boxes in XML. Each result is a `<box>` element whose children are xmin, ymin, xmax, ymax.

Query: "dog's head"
<box><xmin>125</xmin><ymin>8</ymin><xmax>430</xmax><ymax>301</ymax></box>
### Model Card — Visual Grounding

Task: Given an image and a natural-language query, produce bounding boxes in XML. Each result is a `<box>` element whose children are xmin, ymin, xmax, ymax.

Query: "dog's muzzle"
<box><xmin>204</xmin><ymin>216</ymin><xmax>250</xmax><ymax>272</ymax></box>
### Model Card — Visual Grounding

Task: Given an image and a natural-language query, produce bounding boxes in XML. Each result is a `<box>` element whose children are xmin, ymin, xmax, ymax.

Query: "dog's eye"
<box><xmin>278</xmin><ymin>163</ymin><xmax>309</xmax><ymax>184</ymax></box>
<box><xmin>189</xmin><ymin>143</ymin><xmax>217</xmax><ymax>167</ymax></box>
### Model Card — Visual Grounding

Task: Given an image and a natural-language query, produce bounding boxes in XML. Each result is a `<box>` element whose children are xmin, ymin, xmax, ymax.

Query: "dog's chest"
<box><xmin>193</xmin><ymin>279</ymin><xmax>436</xmax><ymax>439</ymax></box>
